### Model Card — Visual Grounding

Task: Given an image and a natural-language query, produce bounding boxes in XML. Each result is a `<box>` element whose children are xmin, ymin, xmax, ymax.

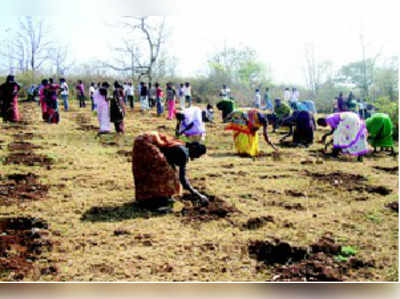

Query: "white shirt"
<box><xmin>183</xmin><ymin>85</ymin><xmax>191</xmax><ymax>96</ymax></box>
<box><xmin>254</xmin><ymin>92</ymin><xmax>261</xmax><ymax>107</ymax></box>
<box><xmin>60</xmin><ymin>82</ymin><xmax>69</xmax><ymax>96</ymax></box>
<box><xmin>283</xmin><ymin>90</ymin><xmax>291</xmax><ymax>101</ymax></box>
<box><xmin>89</xmin><ymin>86</ymin><xmax>95</xmax><ymax>96</ymax></box>
<box><xmin>126</xmin><ymin>86</ymin><xmax>134</xmax><ymax>96</ymax></box>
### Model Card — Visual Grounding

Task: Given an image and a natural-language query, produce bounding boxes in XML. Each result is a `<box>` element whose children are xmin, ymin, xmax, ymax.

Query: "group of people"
<box><xmin>0</xmin><ymin>75</ymin><xmax>396</xmax><ymax>211</ymax></box>
<box><xmin>334</xmin><ymin>91</ymin><xmax>374</xmax><ymax>120</ymax></box>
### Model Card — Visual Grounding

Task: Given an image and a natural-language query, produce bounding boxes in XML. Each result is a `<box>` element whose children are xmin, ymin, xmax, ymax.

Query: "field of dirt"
<box><xmin>0</xmin><ymin>101</ymin><xmax>398</xmax><ymax>281</ymax></box>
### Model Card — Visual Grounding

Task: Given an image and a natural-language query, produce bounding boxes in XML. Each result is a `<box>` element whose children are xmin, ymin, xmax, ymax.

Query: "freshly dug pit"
<box><xmin>178</xmin><ymin>193</ymin><xmax>239</xmax><ymax>223</ymax></box>
<box><xmin>248</xmin><ymin>239</ymin><xmax>307</xmax><ymax>265</ymax></box>
<box><xmin>305</xmin><ymin>171</ymin><xmax>391</xmax><ymax>196</ymax></box>
<box><xmin>0</xmin><ymin>217</ymin><xmax>54</xmax><ymax>281</ymax></box>
<box><xmin>12</xmin><ymin>133</ymin><xmax>43</xmax><ymax>140</ymax></box>
<box><xmin>385</xmin><ymin>202</ymin><xmax>398</xmax><ymax>213</ymax></box>
<box><xmin>285</xmin><ymin>190</ymin><xmax>306</xmax><ymax>197</ymax></box>
<box><xmin>77</xmin><ymin>124</ymin><xmax>99</xmax><ymax>131</ymax></box>
<box><xmin>373</xmin><ymin>166</ymin><xmax>398</xmax><ymax>174</ymax></box>
<box><xmin>3</xmin><ymin>152</ymin><xmax>54</xmax><ymax>167</ymax></box>
<box><xmin>8</xmin><ymin>142</ymin><xmax>42</xmax><ymax>151</ymax></box>
<box><xmin>250</xmin><ymin>237</ymin><xmax>375</xmax><ymax>281</ymax></box>
<box><xmin>270</xmin><ymin>200</ymin><xmax>305</xmax><ymax>211</ymax></box>
<box><xmin>0</xmin><ymin>173</ymin><xmax>49</xmax><ymax>205</ymax></box>
<box><xmin>241</xmin><ymin>216</ymin><xmax>274</xmax><ymax>230</ymax></box>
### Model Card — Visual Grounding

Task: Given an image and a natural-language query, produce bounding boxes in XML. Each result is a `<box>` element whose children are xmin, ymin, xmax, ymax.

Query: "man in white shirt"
<box><xmin>254</xmin><ymin>88</ymin><xmax>261</xmax><ymax>109</ymax></box>
<box><xmin>89</xmin><ymin>82</ymin><xmax>96</xmax><ymax>111</ymax></box>
<box><xmin>283</xmin><ymin>88</ymin><xmax>291</xmax><ymax>103</ymax></box>
<box><xmin>60</xmin><ymin>78</ymin><xmax>69</xmax><ymax>111</ymax></box>
<box><xmin>126</xmin><ymin>82</ymin><xmax>134</xmax><ymax>109</ymax></box>
<box><xmin>184</xmin><ymin>82</ymin><xmax>192</xmax><ymax>108</ymax></box>
<box><xmin>220</xmin><ymin>84</ymin><xmax>230</xmax><ymax>100</ymax></box>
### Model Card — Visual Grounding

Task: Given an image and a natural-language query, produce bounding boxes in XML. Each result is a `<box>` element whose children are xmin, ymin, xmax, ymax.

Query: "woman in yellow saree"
<box><xmin>224</xmin><ymin>108</ymin><xmax>277</xmax><ymax>157</ymax></box>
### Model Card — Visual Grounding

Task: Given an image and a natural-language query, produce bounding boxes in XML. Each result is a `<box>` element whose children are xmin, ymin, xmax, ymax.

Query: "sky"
<box><xmin>0</xmin><ymin>0</ymin><xmax>399</xmax><ymax>86</ymax></box>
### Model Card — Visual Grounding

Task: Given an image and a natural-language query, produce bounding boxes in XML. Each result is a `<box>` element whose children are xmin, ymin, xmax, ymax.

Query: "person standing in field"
<box><xmin>123</xmin><ymin>82</ymin><xmax>129</xmax><ymax>105</ymax></box>
<box><xmin>139</xmin><ymin>82</ymin><xmax>149</xmax><ymax>112</ymax></box>
<box><xmin>94</xmin><ymin>82</ymin><xmax>111</xmax><ymax>135</ymax></box>
<box><xmin>39</xmin><ymin>79</ymin><xmax>48</xmax><ymax>120</ymax></box>
<box><xmin>126</xmin><ymin>82</ymin><xmax>134</xmax><ymax>110</ymax></box>
<box><xmin>263</xmin><ymin>87</ymin><xmax>273</xmax><ymax>111</ymax></box>
<box><xmin>224</xmin><ymin>108</ymin><xmax>278</xmax><ymax>157</ymax></box>
<box><xmin>184</xmin><ymin>82</ymin><xmax>192</xmax><ymax>108</ymax></box>
<box><xmin>254</xmin><ymin>88</ymin><xmax>261</xmax><ymax>109</ymax></box>
<box><xmin>132</xmin><ymin>131</ymin><xmax>209</xmax><ymax>210</ymax></box>
<box><xmin>76</xmin><ymin>80</ymin><xmax>86</xmax><ymax>108</ymax></box>
<box><xmin>110</xmin><ymin>81</ymin><xmax>126</xmax><ymax>134</ymax></box>
<box><xmin>44</xmin><ymin>78</ymin><xmax>60</xmax><ymax>124</ymax></box>
<box><xmin>318</xmin><ymin>111</ymin><xmax>369</xmax><ymax>161</ymax></box>
<box><xmin>89</xmin><ymin>82</ymin><xmax>96</xmax><ymax>111</ymax></box>
<box><xmin>166</xmin><ymin>82</ymin><xmax>176</xmax><ymax>120</ymax></box>
<box><xmin>60</xmin><ymin>78</ymin><xmax>69</xmax><ymax>112</ymax></box>
<box><xmin>148</xmin><ymin>82</ymin><xmax>156</xmax><ymax>108</ymax></box>
<box><xmin>219</xmin><ymin>84</ymin><xmax>231</xmax><ymax>100</ymax></box>
<box><xmin>178</xmin><ymin>83</ymin><xmax>185</xmax><ymax>110</ymax></box>
<box><xmin>0</xmin><ymin>75</ymin><xmax>21</xmax><ymax>123</ymax></box>
<box><xmin>175</xmin><ymin>106</ymin><xmax>206</xmax><ymax>142</ymax></box>
<box><xmin>283</xmin><ymin>87</ymin><xmax>291</xmax><ymax>103</ymax></box>
<box><xmin>337</xmin><ymin>92</ymin><xmax>346</xmax><ymax>112</ymax></box>
<box><xmin>155</xmin><ymin>82</ymin><xmax>164</xmax><ymax>116</ymax></box>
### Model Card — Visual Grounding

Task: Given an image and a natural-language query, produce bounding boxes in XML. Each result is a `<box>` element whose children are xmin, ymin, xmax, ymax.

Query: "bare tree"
<box><xmin>104</xmin><ymin>17</ymin><xmax>168</xmax><ymax>82</ymax></box>
<box><xmin>0</xmin><ymin>17</ymin><xmax>53</xmax><ymax>81</ymax></box>
<box><xmin>303</xmin><ymin>43</ymin><xmax>333</xmax><ymax>99</ymax></box>
<box><xmin>50</xmin><ymin>45</ymin><xmax>75</xmax><ymax>77</ymax></box>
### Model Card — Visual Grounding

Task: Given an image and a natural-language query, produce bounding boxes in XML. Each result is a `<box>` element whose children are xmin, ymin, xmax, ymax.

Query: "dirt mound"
<box><xmin>0</xmin><ymin>173</ymin><xmax>49</xmax><ymax>205</ymax></box>
<box><xmin>285</xmin><ymin>190</ymin><xmax>306</xmax><ymax>197</ymax></box>
<box><xmin>241</xmin><ymin>216</ymin><xmax>274</xmax><ymax>230</ymax></box>
<box><xmin>373</xmin><ymin>166</ymin><xmax>398</xmax><ymax>174</ymax></box>
<box><xmin>178</xmin><ymin>193</ymin><xmax>239</xmax><ymax>223</ymax></box>
<box><xmin>0</xmin><ymin>217</ymin><xmax>54</xmax><ymax>280</ymax></box>
<box><xmin>250</xmin><ymin>237</ymin><xmax>375</xmax><ymax>281</ymax></box>
<box><xmin>385</xmin><ymin>202</ymin><xmax>398</xmax><ymax>213</ymax></box>
<box><xmin>4</xmin><ymin>152</ymin><xmax>53</xmax><ymax>167</ymax></box>
<box><xmin>248</xmin><ymin>239</ymin><xmax>307</xmax><ymax>265</ymax></box>
<box><xmin>306</xmin><ymin>171</ymin><xmax>391</xmax><ymax>195</ymax></box>
<box><xmin>77</xmin><ymin>124</ymin><xmax>99</xmax><ymax>131</ymax></box>
<box><xmin>117</xmin><ymin>150</ymin><xmax>132</xmax><ymax>157</ymax></box>
<box><xmin>12</xmin><ymin>133</ymin><xmax>43</xmax><ymax>140</ymax></box>
<box><xmin>8</xmin><ymin>142</ymin><xmax>42</xmax><ymax>151</ymax></box>
<box><xmin>270</xmin><ymin>200</ymin><xmax>305</xmax><ymax>211</ymax></box>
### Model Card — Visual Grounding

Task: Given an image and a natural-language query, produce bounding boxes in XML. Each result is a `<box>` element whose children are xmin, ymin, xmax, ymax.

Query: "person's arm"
<box><xmin>280</xmin><ymin>124</ymin><xmax>293</xmax><ymax>142</ymax></box>
<box><xmin>321</xmin><ymin>128</ymin><xmax>334</xmax><ymax>144</ymax></box>
<box><xmin>262</xmin><ymin>124</ymin><xmax>278</xmax><ymax>151</ymax></box>
<box><xmin>178</xmin><ymin>162</ymin><xmax>207</xmax><ymax>201</ymax></box>
<box><xmin>179</xmin><ymin>122</ymin><xmax>194</xmax><ymax>135</ymax></box>
<box><xmin>175</xmin><ymin>120</ymin><xmax>181</xmax><ymax>137</ymax></box>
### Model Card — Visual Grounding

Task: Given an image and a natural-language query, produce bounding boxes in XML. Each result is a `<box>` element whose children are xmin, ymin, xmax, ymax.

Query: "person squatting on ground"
<box><xmin>318</xmin><ymin>111</ymin><xmax>369</xmax><ymax>162</ymax></box>
<box><xmin>132</xmin><ymin>131</ymin><xmax>209</xmax><ymax>211</ymax></box>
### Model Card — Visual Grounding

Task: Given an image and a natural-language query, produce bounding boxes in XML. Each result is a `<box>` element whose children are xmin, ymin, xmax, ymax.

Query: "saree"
<box><xmin>225</xmin><ymin>108</ymin><xmax>264</xmax><ymax>157</ymax></box>
<box><xmin>132</xmin><ymin>132</ymin><xmax>184</xmax><ymax>202</ymax></box>
<box><xmin>180</xmin><ymin>106</ymin><xmax>206</xmax><ymax>140</ymax></box>
<box><xmin>293</xmin><ymin>111</ymin><xmax>315</xmax><ymax>145</ymax></box>
<box><xmin>0</xmin><ymin>82</ymin><xmax>20</xmax><ymax>122</ymax></box>
<box><xmin>327</xmin><ymin>112</ymin><xmax>369</xmax><ymax>156</ymax></box>
<box><xmin>366</xmin><ymin>113</ymin><xmax>394</xmax><ymax>147</ymax></box>
<box><xmin>94</xmin><ymin>90</ymin><xmax>111</xmax><ymax>133</ymax></box>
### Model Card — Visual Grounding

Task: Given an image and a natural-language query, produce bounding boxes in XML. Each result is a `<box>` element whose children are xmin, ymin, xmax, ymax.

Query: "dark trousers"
<box><xmin>79</xmin><ymin>95</ymin><xmax>86</xmax><ymax>108</ymax></box>
<box><xmin>128</xmin><ymin>95</ymin><xmax>134</xmax><ymax>108</ymax></box>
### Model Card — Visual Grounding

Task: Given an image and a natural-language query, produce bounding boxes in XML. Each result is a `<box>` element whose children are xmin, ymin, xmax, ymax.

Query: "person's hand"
<box><xmin>197</xmin><ymin>193</ymin><xmax>209</xmax><ymax>206</ymax></box>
